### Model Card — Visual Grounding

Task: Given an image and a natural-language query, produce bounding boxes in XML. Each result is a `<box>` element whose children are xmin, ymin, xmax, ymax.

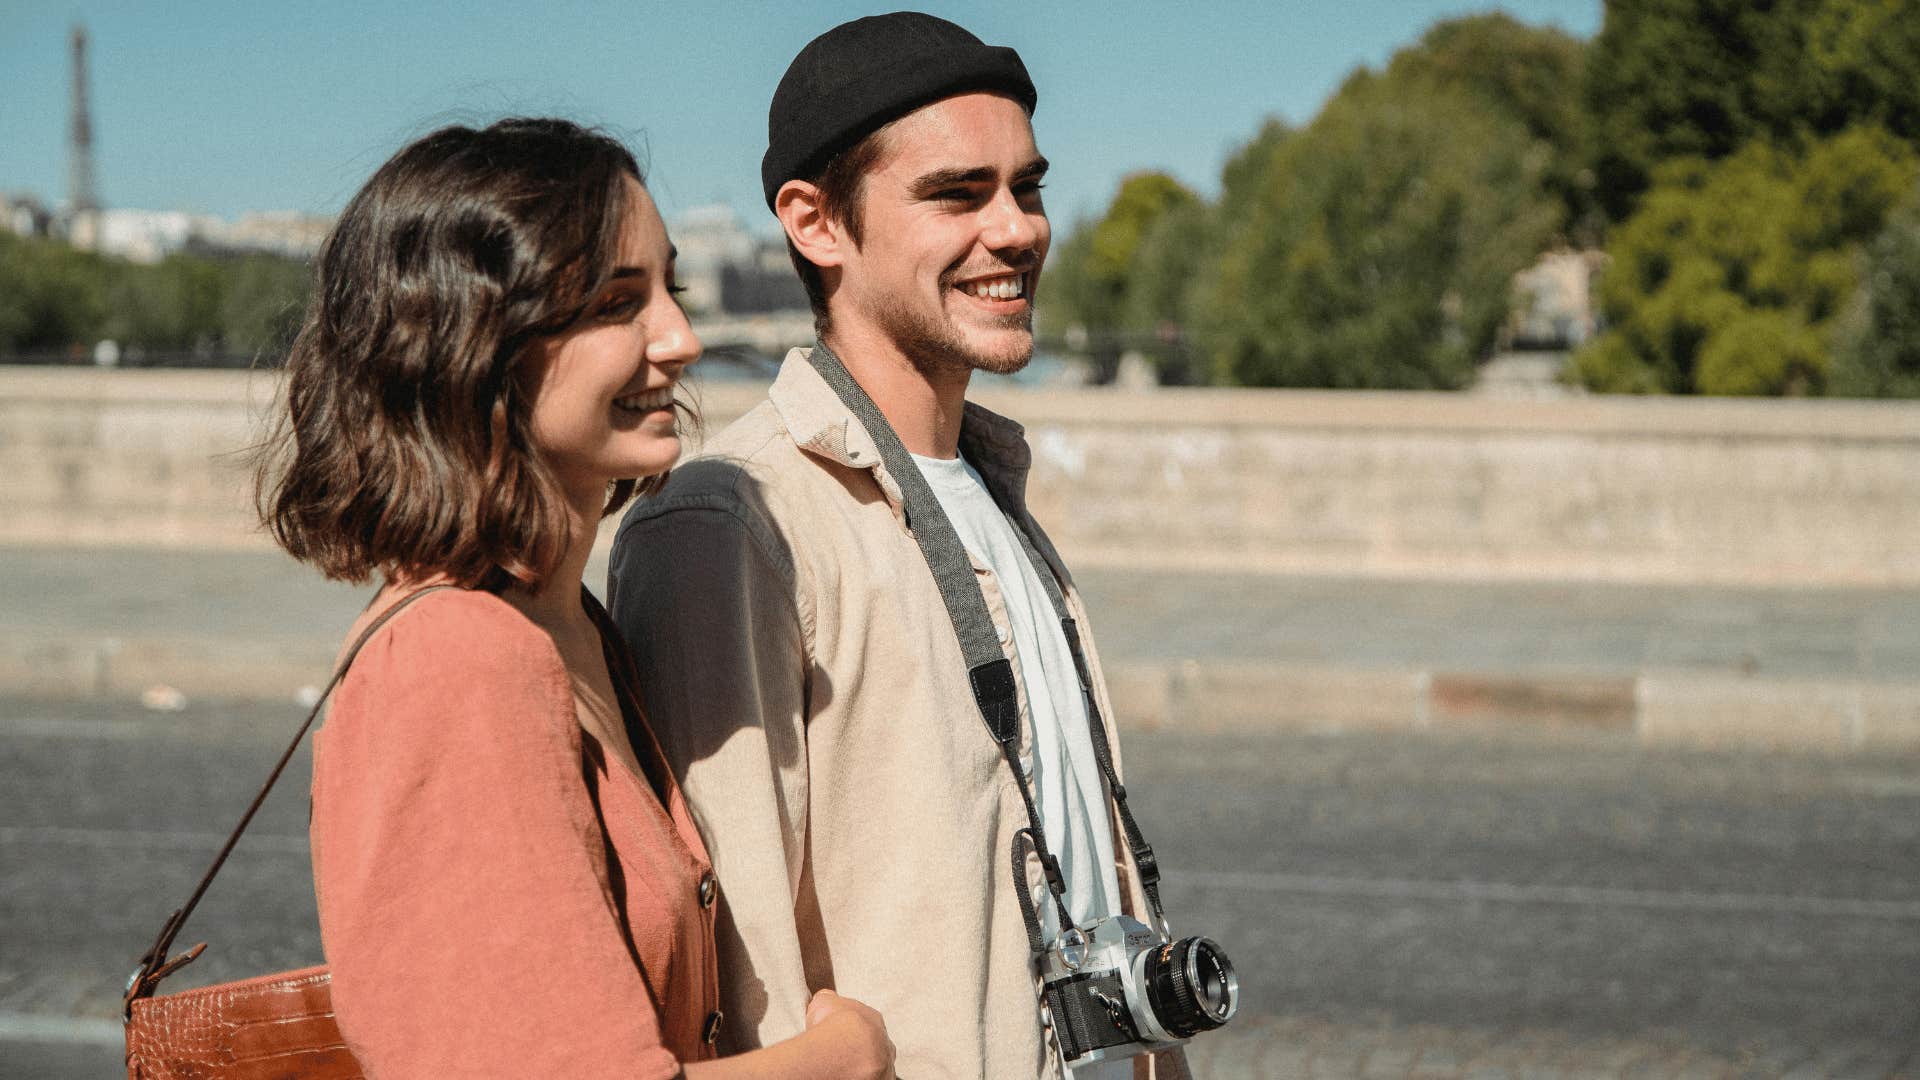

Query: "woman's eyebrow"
<box><xmin>608</xmin><ymin>247</ymin><xmax>677</xmax><ymax>281</ymax></box>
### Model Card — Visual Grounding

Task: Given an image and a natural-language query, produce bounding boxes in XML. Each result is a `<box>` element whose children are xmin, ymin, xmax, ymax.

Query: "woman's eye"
<box><xmin>596</xmin><ymin>294</ymin><xmax>643</xmax><ymax>320</ymax></box>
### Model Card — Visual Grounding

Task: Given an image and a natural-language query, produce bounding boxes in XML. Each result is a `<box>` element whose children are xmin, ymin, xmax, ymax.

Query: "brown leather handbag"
<box><xmin>123</xmin><ymin>586</ymin><xmax>451</xmax><ymax>1079</ymax></box>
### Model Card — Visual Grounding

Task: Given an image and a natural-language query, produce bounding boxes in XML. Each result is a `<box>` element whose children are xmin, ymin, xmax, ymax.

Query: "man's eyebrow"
<box><xmin>1014</xmin><ymin>156</ymin><xmax>1050</xmax><ymax>182</ymax></box>
<box><xmin>908</xmin><ymin>166</ymin><xmax>997</xmax><ymax>195</ymax></box>
<box><xmin>908</xmin><ymin>158</ymin><xmax>1052</xmax><ymax>196</ymax></box>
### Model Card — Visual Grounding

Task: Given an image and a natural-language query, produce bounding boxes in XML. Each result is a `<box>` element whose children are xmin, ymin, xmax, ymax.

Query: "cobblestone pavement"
<box><xmin>5</xmin><ymin>702</ymin><xmax>1918</xmax><ymax>1078</ymax></box>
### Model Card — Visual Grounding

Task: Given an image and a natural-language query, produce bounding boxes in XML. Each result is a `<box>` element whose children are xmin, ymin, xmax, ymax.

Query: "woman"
<box><xmin>258</xmin><ymin>118</ymin><xmax>893</xmax><ymax>1079</ymax></box>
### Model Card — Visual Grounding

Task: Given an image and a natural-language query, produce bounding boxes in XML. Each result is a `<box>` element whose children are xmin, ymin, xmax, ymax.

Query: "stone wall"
<box><xmin>5</xmin><ymin>365</ymin><xmax>1917</xmax><ymax>585</ymax></box>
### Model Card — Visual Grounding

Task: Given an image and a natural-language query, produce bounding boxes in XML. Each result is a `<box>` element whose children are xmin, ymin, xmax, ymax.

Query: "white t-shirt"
<box><xmin>911</xmin><ymin>452</ymin><xmax>1130</xmax><ymax>1079</ymax></box>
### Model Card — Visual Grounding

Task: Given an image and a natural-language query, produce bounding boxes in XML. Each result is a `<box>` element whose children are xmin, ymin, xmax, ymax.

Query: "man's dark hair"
<box><xmin>766</xmin><ymin>12</ymin><xmax>1036</xmax><ymax>332</ymax></box>
<box><xmin>786</xmin><ymin>126</ymin><xmax>890</xmax><ymax>331</ymax></box>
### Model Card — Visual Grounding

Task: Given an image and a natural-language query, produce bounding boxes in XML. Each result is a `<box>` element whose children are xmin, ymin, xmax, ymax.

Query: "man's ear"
<box><xmin>777</xmin><ymin>179</ymin><xmax>846</xmax><ymax>270</ymax></box>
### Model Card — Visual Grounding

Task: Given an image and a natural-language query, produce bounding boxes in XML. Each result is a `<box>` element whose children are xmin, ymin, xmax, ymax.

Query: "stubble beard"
<box><xmin>871</xmin><ymin>291</ymin><xmax>1035</xmax><ymax>379</ymax></box>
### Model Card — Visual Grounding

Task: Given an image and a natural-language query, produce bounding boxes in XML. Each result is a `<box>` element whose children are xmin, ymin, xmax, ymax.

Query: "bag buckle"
<box><xmin>122</xmin><ymin>942</ymin><xmax>207</xmax><ymax>1018</ymax></box>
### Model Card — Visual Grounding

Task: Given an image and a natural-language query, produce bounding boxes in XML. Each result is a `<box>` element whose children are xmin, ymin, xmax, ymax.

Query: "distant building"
<box><xmin>672</xmin><ymin>204</ymin><xmax>757</xmax><ymax>314</ymax></box>
<box><xmin>0</xmin><ymin>192</ymin><xmax>55</xmax><ymax>238</ymax></box>
<box><xmin>721</xmin><ymin>243</ymin><xmax>809</xmax><ymax>315</ymax></box>
<box><xmin>670</xmin><ymin>204</ymin><xmax>807</xmax><ymax>317</ymax></box>
<box><xmin>94</xmin><ymin>208</ymin><xmax>197</xmax><ymax>263</ymax></box>
<box><xmin>198</xmin><ymin>211</ymin><xmax>333</xmax><ymax>259</ymax></box>
<box><xmin>64</xmin><ymin>207</ymin><xmax>334</xmax><ymax>264</ymax></box>
<box><xmin>1506</xmin><ymin>249</ymin><xmax>1606</xmax><ymax>350</ymax></box>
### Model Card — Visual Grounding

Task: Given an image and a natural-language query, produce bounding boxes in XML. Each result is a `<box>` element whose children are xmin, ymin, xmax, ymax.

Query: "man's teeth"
<box><xmin>966</xmin><ymin>275</ymin><xmax>1025</xmax><ymax>300</ymax></box>
<box><xmin>614</xmin><ymin>388</ymin><xmax>674</xmax><ymax>411</ymax></box>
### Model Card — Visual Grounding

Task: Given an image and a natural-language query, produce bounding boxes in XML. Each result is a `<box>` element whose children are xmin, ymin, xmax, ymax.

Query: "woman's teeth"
<box><xmin>614</xmin><ymin>388</ymin><xmax>674</xmax><ymax>412</ymax></box>
<box><xmin>966</xmin><ymin>275</ymin><xmax>1024</xmax><ymax>300</ymax></box>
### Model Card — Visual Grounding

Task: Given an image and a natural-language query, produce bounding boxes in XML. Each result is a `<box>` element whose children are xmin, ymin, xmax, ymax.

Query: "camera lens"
<box><xmin>1141</xmin><ymin>936</ymin><xmax>1238</xmax><ymax>1038</ymax></box>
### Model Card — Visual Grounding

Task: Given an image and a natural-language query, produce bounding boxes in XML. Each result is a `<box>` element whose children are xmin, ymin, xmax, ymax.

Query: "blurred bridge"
<box><xmin>688</xmin><ymin>310</ymin><xmax>815</xmax><ymax>355</ymax></box>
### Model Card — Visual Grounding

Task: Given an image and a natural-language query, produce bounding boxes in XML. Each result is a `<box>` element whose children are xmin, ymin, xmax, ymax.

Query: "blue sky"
<box><xmin>1</xmin><ymin>1</ymin><xmax>1600</xmax><ymax>234</ymax></box>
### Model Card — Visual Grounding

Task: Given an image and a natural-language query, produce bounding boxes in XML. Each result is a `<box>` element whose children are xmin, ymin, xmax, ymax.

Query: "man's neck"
<box><xmin>821</xmin><ymin>324</ymin><xmax>970</xmax><ymax>459</ymax></box>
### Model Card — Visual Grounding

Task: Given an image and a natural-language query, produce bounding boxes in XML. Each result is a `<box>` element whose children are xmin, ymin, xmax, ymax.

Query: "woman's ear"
<box><xmin>777</xmin><ymin>180</ymin><xmax>845</xmax><ymax>270</ymax></box>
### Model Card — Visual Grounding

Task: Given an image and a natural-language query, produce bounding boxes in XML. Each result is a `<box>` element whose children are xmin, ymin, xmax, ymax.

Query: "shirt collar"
<box><xmin>769</xmin><ymin>346</ymin><xmax>1034</xmax><ymax>514</ymax></box>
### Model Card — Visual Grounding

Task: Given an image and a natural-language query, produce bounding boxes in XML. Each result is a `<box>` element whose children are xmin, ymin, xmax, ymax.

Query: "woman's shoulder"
<box><xmin>334</xmin><ymin>588</ymin><xmax>567</xmax><ymax>710</ymax></box>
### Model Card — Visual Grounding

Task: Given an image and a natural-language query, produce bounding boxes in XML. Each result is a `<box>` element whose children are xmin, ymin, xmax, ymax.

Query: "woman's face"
<box><xmin>523</xmin><ymin>177</ymin><xmax>700</xmax><ymax>498</ymax></box>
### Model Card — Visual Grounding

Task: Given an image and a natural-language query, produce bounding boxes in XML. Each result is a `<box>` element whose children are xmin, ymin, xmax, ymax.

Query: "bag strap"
<box><xmin>805</xmin><ymin>342</ymin><xmax>1167</xmax><ymax>940</ymax></box>
<box><xmin>123</xmin><ymin>584</ymin><xmax>457</xmax><ymax>1016</ymax></box>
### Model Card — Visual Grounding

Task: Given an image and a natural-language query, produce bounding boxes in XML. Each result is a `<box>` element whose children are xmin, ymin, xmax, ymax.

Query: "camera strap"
<box><xmin>805</xmin><ymin>342</ymin><xmax>1167</xmax><ymax>946</ymax></box>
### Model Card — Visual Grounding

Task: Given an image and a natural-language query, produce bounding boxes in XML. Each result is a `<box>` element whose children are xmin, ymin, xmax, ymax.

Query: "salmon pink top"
<box><xmin>310</xmin><ymin>588</ymin><xmax>720</xmax><ymax>1078</ymax></box>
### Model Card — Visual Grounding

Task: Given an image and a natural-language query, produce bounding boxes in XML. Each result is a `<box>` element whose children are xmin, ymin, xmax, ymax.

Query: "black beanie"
<box><xmin>762</xmin><ymin>11</ymin><xmax>1037</xmax><ymax>209</ymax></box>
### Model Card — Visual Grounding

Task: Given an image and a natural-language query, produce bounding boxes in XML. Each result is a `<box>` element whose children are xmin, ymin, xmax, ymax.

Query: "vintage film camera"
<box><xmin>1037</xmin><ymin>912</ymin><xmax>1238</xmax><ymax>1066</ymax></box>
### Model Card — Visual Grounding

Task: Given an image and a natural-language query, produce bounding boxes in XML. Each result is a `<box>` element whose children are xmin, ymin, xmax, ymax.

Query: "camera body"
<box><xmin>1037</xmin><ymin>914</ymin><xmax>1238</xmax><ymax>1067</ymax></box>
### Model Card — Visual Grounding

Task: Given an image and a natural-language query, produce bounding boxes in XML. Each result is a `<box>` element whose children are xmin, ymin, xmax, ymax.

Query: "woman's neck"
<box><xmin>504</xmin><ymin>483</ymin><xmax>603</xmax><ymax>632</ymax></box>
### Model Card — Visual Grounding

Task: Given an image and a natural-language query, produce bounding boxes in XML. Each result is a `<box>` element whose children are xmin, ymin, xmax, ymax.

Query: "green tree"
<box><xmin>1198</xmin><ymin>74</ymin><xmax>1559</xmax><ymax>389</ymax></box>
<box><xmin>1802</xmin><ymin>1</ymin><xmax>1920</xmax><ymax>141</ymax></box>
<box><xmin>0</xmin><ymin>234</ymin><xmax>111</xmax><ymax>352</ymax></box>
<box><xmin>1037</xmin><ymin>220</ymin><xmax>1102</xmax><ymax>341</ymax></box>
<box><xmin>1587</xmin><ymin>0</ymin><xmax>1920</xmax><ymax>222</ymax></box>
<box><xmin>1086</xmin><ymin>173</ymin><xmax>1198</xmax><ymax>293</ymax></box>
<box><xmin>0</xmin><ymin>234</ymin><xmax>34</xmax><ymax>349</ymax></box>
<box><xmin>1384</xmin><ymin>13</ymin><xmax>1598</xmax><ymax>242</ymax></box>
<box><xmin>0</xmin><ymin>234</ymin><xmax>313</xmax><ymax>360</ymax></box>
<box><xmin>1039</xmin><ymin>171</ymin><xmax>1198</xmax><ymax>379</ymax></box>
<box><xmin>107</xmin><ymin>255</ymin><xmax>225</xmax><ymax>350</ymax></box>
<box><xmin>1831</xmin><ymin>191</ymin><xmax>1920</xmax><ymax>395</ymax></box>
<box><xmin>1574</xmin><ymin>126</ymin><xmax>1918</xmax><ymax>394</ymax></box>
<box><xmin>220</xmin><ymin>254</ymin><xmax>314</xmax><ymax>356</ymax></box>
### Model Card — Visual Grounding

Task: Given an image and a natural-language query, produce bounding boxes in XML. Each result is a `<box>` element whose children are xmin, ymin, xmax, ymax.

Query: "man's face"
<box><xmin>836</xmin><ymin>91</ymin><xmax>1050</xmax><ymax>376</ymax></box>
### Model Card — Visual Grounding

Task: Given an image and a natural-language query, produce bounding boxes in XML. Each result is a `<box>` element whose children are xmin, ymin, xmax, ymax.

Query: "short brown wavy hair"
<box><xmin>257</xmin><ymin>118</ymin><xmax>656</xmax><ymax>592</ymax></box>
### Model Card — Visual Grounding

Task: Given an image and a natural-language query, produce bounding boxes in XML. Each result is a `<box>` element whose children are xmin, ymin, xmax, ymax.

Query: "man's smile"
<box><xmin>957</xmin><ymin>271</ymin><xmax>1026</xmax><ymax>300</ymax></box>
<box><xmin>950</xmin><ymin>267</ymin><xmax>1034</xmax><ymax>310</ymax></box>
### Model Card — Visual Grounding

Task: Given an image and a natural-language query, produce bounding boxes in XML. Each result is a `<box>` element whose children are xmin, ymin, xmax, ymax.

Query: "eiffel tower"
<box><xmin>68</xmin><ymin>24</ymin><xmax>101</xmax><ymax>248</ymax></box>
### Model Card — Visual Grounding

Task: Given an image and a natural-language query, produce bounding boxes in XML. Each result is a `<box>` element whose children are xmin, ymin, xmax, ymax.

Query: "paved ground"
<box><xmin>3</xmin><ymin>699</ymin><xmax>1917</xmax><ymax>1078</ymax></box>
<box><xmin>1079</xmin><ymin>572</ymin><xmax>1919</xmax><ymax>684</ymax></box>
<box><xmin>3</xmin><ymin>545</ymin><xmax>1915</xmax><ymax>691</ymax></box>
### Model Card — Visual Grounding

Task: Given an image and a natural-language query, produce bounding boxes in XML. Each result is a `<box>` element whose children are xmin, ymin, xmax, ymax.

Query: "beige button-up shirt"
<box><xmin>607</xmin><ymin>349</ymin><xmax>1189</xmax><ymax>1080</ymax></box>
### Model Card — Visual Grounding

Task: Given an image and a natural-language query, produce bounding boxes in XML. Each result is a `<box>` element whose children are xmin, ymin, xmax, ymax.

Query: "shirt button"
<box><xmin>702</xmin><ymin>1009</ymin><xmax>725</xmax><ymax>1045</ymax></box>
<box><xmin>697</xmin><ymin>870</ymin><xmax>717</xmax><ymax>909</ymax></box>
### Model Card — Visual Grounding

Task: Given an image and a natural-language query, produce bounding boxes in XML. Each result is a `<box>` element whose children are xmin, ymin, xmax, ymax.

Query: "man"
<box><xmin>608</xmin><ymin>13</ymin><xmax>1190</xmax><ymax>1079</ymax></box>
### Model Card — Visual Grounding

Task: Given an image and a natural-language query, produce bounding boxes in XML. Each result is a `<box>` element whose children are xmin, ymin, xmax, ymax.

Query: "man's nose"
<box><xmin>979</xmin><ymin>187</ymin><xmax>1040</xmax><ymax>252</ymax></box>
